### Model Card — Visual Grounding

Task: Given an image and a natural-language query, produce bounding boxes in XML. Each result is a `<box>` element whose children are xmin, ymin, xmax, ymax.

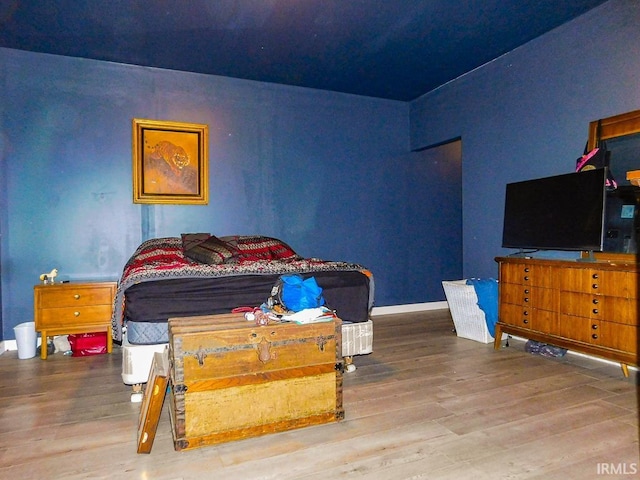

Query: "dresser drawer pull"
<box><xmin>591</xmin><ymin>334</ymin><xmax>598</xmax><ymax>339</ymax></box>
<box><xmin>591</xmin><ymin>324</ymin><xmax>598</xmax><ymax>330</ymax></box>
<box><xmin>74</xmin><ymin>311</ymin><xmax>80</xmax><ymax>317</ymax></box>
<box><xmin>523</xmin><ymin>319</ymin><xmax>529</xmax><ymax>324</ymax></box>
<box><xmin>592</xmin><ymin>273</ymin><xmax>599</xmax><ymax>279</ymax></box>
<box><xmin>74</xmin><ymin>294</ymin><xmax>81</xmax><ymax>300</ymax></box>
<box><xmin>592</xmin><ymin>284</ymin><xmax>598</xmax><ymax>290</ymax></box>
<box><xmin>524</xmin><ymin>267</ymin><xmax>530</xmax><ymax>273</ymax></box>
<box><xmin>592</xmin><ymin>298</ymin><xmax>599</xmax><ymax>305</ymax></box>
<box><xmin>523</xmin><ymin>276</ymin><xmax>529</xmax><ymax>281</ymax></box>
<box><xmin>592</xmin><ymin>309</ymin><xmax>599</xmax><ymax>315</ymax></box>
<box><xmin>523</xmin><ymin>310</ymin><xmax>529</xmax><ymax>316</ymax></box>
<box><xmin>524</xmin><ymin>297</ymin><xmax>530</xmax><ymax>302</ymax></box>
<box><xmin>524</xmin><ymin>289</ymin><xmax>529</xmax><ymax>294</ymax></box>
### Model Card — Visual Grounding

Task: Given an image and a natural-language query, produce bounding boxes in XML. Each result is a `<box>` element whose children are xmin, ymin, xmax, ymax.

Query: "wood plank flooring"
<box><xmin>1</xmin><ymin>310</ymin><xmax>638</xmax><ymax>479</ymax></box>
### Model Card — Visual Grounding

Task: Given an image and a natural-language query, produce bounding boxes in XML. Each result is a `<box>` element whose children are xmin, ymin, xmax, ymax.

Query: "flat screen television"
<box><xmin>502</xmin><ymin>168</ymin><xmax>607</xmax><ymax>253</ymax></box>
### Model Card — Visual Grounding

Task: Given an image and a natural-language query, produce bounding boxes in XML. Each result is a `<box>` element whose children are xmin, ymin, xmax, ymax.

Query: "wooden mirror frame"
<box><xmin>587</xmin><ymin>109</ymin><xmax>640</xmax><ymax>151</ymax></box>
<box><xmin>586</xmin><ymin>109</ymin><xmax>640</xmax><ymax>264</ymax></box>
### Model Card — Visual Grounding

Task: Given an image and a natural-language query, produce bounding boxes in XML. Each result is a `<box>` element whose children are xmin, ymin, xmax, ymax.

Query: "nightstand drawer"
<box><xmin>37</xmin><ymin>286</ymin><xmax>114</xmax><ymax>308</ymax></box>
<box><xmin>37</xmin><ymin>305</ymin><xmax>113</xmax><ymax>329</ymax></box>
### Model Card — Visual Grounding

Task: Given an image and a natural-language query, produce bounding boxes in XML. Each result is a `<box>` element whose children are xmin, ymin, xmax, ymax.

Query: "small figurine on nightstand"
<box><xmin>39</xmin><ymin>268</ymin><xmax>58</xmax><ymax>285</ymax></box>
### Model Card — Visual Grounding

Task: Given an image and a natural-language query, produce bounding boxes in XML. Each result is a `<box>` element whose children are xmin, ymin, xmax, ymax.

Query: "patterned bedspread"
<box><xmin>111</xmin><ymin>237</ymin><xmax>373</xmax><ymax>342</ymax></box>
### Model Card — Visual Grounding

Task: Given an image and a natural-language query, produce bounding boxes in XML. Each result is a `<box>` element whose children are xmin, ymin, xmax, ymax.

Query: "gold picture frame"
<box><xmin>132</xmin><ymin>118</ymin><xmax>208</xmax><ymax>204</ymax></box>
<box><xmin>137</xmin><ymin>350</ymin><xmax>169</xmax><ymax>454</ymax></box>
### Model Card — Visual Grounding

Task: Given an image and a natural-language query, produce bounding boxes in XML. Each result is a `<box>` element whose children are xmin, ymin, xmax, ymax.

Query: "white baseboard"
<box><xmin>1</xmin><ymin>338</ymin><xmax>41</xmax><ymax>353</ymax></box>
<box><xmin>372</xmin><ymin>301</ymin><xmax>448</xmax><ymax>316</ymax></box>
<box><xmin>1</xmin><ymin>340</ymin><xmax>17</xmax><ymax>353</ymax></box>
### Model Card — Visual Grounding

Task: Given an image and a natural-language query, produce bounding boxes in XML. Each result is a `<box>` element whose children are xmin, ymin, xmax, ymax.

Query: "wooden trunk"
<box><xmin>167</xmin><ymin>313</ymin><xmax>344</xmax><ymax>451</ymax></box>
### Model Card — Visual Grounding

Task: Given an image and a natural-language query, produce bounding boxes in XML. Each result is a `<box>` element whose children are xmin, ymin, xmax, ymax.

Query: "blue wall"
<box><xmin>0</xmin><ymin>48</ymin><xmax>462</xmax><ymax>340</ymax></box>
<box><xmin>410</xmin><ymin>0</ymin><xmax>640</xmax><ymax>280</ymax></box>
<box><xmin>6</xmin><ymin>1</ymin><xmax>634</xmax><ymax>343</ymax></box>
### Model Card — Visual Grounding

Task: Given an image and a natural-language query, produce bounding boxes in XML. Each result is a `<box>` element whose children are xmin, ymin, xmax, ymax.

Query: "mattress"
<box><xmin>126</xmin><ymin>321</ymin><xmax>169</xmax><ymax>344</ymax></box>
<box><xmin>125</xmin><ymin>271</ymin><xmax>371</xmax><ymax>345</ymax></box>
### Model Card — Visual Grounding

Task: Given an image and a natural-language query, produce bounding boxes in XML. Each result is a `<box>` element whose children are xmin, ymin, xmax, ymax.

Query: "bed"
<box><xmin>112</xmin><ymin>234</ymin><xmax>374</xmax><ymax>399</ymax></box>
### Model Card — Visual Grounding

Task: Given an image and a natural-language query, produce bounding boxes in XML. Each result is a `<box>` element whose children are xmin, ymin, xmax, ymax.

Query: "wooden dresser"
<box><xmin>34</xmin><ymin>281</ymin><xmax>117</xmax><ymax>359</ymax></box>
<box><xmin>494</xmin><ymin>257</ymin><xmax>639</xmax><ymax>376</ymax></box>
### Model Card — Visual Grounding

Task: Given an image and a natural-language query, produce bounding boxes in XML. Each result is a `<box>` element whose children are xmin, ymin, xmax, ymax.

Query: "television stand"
<box><xmin>494</xmin><ymin>256</ymin><xmax>638</xmax><ymax>377</ymax></box>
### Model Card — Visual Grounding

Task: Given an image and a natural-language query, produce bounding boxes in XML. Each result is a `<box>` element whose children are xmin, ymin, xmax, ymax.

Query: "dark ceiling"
<box><xmin>0</xmin><ymin>0</ymin><xmax>607</xmax><ymax>101</ymax></box>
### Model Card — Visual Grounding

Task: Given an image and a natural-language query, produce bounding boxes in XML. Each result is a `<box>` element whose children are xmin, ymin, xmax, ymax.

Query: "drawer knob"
<box><xmin>524</xmin><ymin>289</ymin><xmax>530</xmax><ymax>294</ymax></box>
<box><xmin>524</xmin><ymin>267</ymin><xmax>530</xmax><ymax>273</ymax></box>
<box><xmin>592</xmin><ymin>284</ymin><xmax>598</xmax><ymax>290</ymax></box>
<box><xmin>523</xmin><ymin>319</ymin><xmax>529</xmax><ymax>324</ymax></box>
<box><xmin>591</xmin><ymin>334</ymin><xmax>598</xmax><ymax>339</ymax></box>
<box><xmin>592</xmin><ymin>273</ymin><xmax>599</xmax><ymax>279</ymax></box>
<box><xmin>592</xmin><ymin>298</ymin><xmax>599</xmax><ymax>305</ymax></box>
<box><xmin>74</xmin><ymin>311</ymin><xmax>80</xmax><ymax>317</ymax></box>
<box><xmin>524</xmin><ymin>276</ymin><xmax>529</xmax><ymax>281</ymax></box>
<box><xmin>524</xmin><ymin>297</ymin><xmax>530</xmax><ymax>302</ymax></box>
<box><xmin>592</xmin><ymin>309</ymin><xmax>599</xmax><ymax>315</ymax></box>
<box><xmin>74</xmin><ymin>294</ymin><xmax>81</xmax><ymax>300</ymax></box>
<box><xmin>592</xmin><ymin>324</ymin><xmax>598</xmax><ymax>330</ymax></box>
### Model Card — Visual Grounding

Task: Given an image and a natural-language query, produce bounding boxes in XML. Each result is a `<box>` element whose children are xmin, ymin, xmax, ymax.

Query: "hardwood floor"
<box><xmin>1</xmin><ymin>310</ymin><xmax>638</xmax><ymax>479</ymax></box>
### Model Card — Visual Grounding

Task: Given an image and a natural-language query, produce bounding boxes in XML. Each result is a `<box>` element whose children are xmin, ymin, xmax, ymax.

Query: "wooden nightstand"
<box><xmin>34</xmin><ymin>281</ymin><xmax>117</xmax><ymax>359</ymax></box>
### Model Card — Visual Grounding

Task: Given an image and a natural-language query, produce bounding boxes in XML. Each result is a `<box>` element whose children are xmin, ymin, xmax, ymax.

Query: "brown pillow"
<box><xmin>181</xmin><ymin>233</ymin><xmax>211</xmax><ymax>252</ymax></box>
<box><xmin>184</xmin><ymin>235</ymin><xmax>239</xmax><ymax>264</ymax></box>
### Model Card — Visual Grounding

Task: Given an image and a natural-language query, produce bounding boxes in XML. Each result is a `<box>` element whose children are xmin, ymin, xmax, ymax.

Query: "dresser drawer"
<box><xmin>36</xmin><ymin>285</ymin><xmax>114</xmax><ymax>308</ymax></box>
<box><xmin>500</xmin><ymin>283</ymin><xmax>556</xmax><ymax>310</ymax></box>
<box><xmin>559</xmin><ymin>291</ymin><xmax>638</xmax><ymax>325</ymax></box>
<box><xmin>559</xmin><ymin>268</ymin><xmax>637</xmax><ymax>298</ymax></box>
<box><xmin>37</xmin><ymin>305</ymin><xmax>113</xmax><ymax>329</ymax></box>
<box><xmin>595</xmin><ymin>323</ymin><xmax>638</xmax><ymax>353</ymax></box>
<box><xmin>500</xmin><ymin>263</ymin><xmax>554</xmax><ymax>287</ymax></box>
<box><xmin>558</xmin><ymin>314</ymin><xmax>638</xmax><ymax>353</ymax></box>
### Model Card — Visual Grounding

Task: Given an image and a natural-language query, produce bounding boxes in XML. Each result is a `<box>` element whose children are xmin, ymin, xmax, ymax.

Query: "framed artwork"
<box><xmin>132</xmin><ymin>118</ymin><xmax>209</xmax><ymax>204</ymax></box>
<box><xmin>137</xmin><ymin>350</ymin><xmax>169</xmax><ymax>454</ymax></box>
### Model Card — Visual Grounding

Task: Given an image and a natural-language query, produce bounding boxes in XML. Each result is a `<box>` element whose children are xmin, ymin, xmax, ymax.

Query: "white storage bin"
<box><xmin>342</xmin><ymin>320</ymin><xmax>373</xmax><ymax>357</ymax></box>
<box><xmin>121</xmin><ymin>334</ymin><xmax>168</xmax><ymax>385</ymax></box>
<box><xmin>442</xmin><ymin>280</ymin><xmax>505</xmax><ymax>344</ymax></box>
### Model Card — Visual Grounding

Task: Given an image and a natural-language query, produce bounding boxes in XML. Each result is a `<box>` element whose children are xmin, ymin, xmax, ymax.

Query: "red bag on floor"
<box><xmin>68</xmin><ymin>332</ymin><xmax>107</xmax><ymax>356</ymax></box>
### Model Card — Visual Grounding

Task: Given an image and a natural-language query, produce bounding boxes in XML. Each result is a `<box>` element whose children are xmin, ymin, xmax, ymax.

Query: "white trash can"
<box><xmin>14</xmin><ymin>321</ymin><xmax>37</xmax><ymax>359</ymax></box>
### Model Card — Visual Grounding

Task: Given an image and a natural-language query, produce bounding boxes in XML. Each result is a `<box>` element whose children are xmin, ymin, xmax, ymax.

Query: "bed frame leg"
<box><xmin>344</xmin><ymin>356</ymin><xmax>356</xmax><ymax>373</ymax></box>
<box><xmin>130</xmin><ymin>383</ymin><xmax>144</xmax><ymax>403</ymax></box>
